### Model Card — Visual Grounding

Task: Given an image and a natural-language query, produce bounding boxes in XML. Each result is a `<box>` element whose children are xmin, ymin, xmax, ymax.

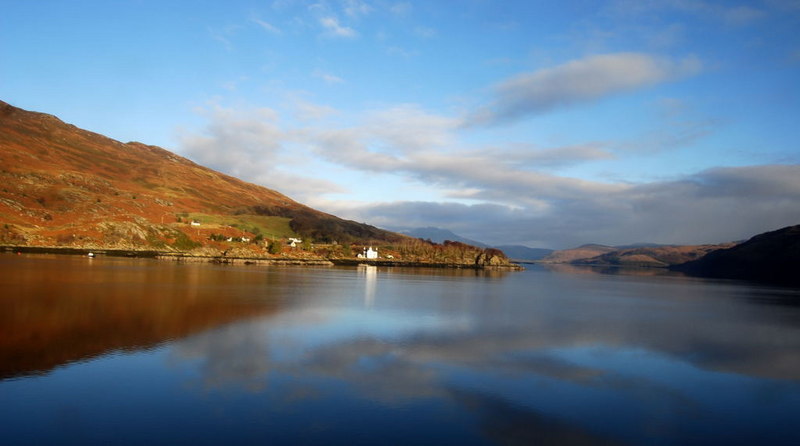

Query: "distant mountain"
<box><xmin>613</xmin><ymin>242</ymin><xmax>669</xmax><ymax>249</ymax></box>
<box><xmin>541</xmin><ymin>244</ymin><xmax>617</xmax><ymax>263</ymax></box>
<box><xmin>579</xmin><ymin>243</ymin><xmax>735</xmax><ymax>268</ymax></box>
<box><xmin>673</xmin><ymin>224</ymin><xmax>800</xmax><ymax>285</ymax></box>
<box><xmin>494</xmin><ymin>245</ymin><xmax>553</xmax><ymax>261</ymax></box>
<box><xmin>399</xmin><ymin>227</ymin><xmax>488</xmax><ymax>247</ymax></box>
<box><xmin>0</xmin><ymin>100</ymin><xmax>405</xmax><ymax>248</ymax></box>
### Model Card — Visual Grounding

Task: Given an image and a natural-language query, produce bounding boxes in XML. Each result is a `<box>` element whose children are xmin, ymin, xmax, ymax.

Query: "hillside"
<box><xmin>0</xmin><ymin>100</ymin><xmax>403</xmax><ymax>250</ymax></box>
<box><xmin>540</xmin><ymin>244</ymin><xmax>617</xmax><ymax>263</ymax></box>
<box><xmin>578</xmin><ymin>243</ymin><xmax>735</xmax><ymax>268</ymax></box>
<box><xmin>672</xmin><ymin>224</ymin><xmax>800</xmax><ymax>285</ymax></box>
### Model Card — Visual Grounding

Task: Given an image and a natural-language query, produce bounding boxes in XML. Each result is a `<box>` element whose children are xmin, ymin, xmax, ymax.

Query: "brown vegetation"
<box><xmin>579</xmin><ymin>243</ymin><xmax>736</xmax><ymax>268</ymax></box>
<box><xmin>540</xmin><ymin>244</ymin><xmax>617</xmax><ymax>263</ymax></box>
<box><xmin>0</xmin><ymin>100</ymin><xmax>404</xmax><ymax>249</ymax></box>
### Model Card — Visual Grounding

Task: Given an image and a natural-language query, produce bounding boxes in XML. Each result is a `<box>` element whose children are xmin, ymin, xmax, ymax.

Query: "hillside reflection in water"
<box><xmin>1</xmin><ymin>255</ymin><xmax>799</xmax><ymax>445</ymax></box>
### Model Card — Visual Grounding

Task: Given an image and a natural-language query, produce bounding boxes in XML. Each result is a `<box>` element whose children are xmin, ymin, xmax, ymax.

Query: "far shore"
<box><xmin>1</xmin><ymin>245</ymin><xmax>524</xmax><ymax>270</ymax></box>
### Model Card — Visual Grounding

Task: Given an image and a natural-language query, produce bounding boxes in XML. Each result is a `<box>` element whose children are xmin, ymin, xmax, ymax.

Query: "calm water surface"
<box><xmin>1</xmin><ymin>254</ymin><xmax>799</xmax><ymax>445</ymax></box>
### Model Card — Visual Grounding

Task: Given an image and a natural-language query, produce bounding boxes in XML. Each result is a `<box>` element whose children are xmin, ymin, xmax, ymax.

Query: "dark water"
<box><xmin>1</xmin><ymin>254</ymin><xmax>799</xmax><ymax>445</ymax></box>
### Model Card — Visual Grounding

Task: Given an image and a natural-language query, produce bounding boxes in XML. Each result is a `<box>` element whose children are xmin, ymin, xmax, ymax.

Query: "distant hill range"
<box><xmin>541</xmin><ymin>244</ymin><xmax>619</xmax><ymax>263</ymax></box>
<box><xmin>398</xmin><ymin>227</ymin><xmax>553</xmax><ymax>261</ymax></box>
<box><xmin>0</xmin><ymin>100</ymin><xmax>405</xmax><ymax>248</ymax></box>
<box><xmin>542</xmin><ymin>241</ymin><xmax>740</xmax><ymax>268</ymax></box>
<box><xmin>672</xmin><ymin>224</ymin><xmax>800</xmax><ymax>285</ymax></box>
<box><xmin>540</xmin><ymin>225</ymin><xmax>800</xmax><ymax>285</ymax></box>
<box><xmin>568</xmin><ymin>243</ymin><xmax>736</xmax><ymax>268</ymax></box>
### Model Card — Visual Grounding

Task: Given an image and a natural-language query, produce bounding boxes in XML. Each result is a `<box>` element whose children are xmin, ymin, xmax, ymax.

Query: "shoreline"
<box><xmin>1</xmin><ymin>245</ymin><xmax>524</xmax><ymax>270</ymax></box>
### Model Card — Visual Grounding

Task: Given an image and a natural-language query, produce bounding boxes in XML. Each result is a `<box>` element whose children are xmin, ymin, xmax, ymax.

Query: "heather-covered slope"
<box><xmin>579</xmin><ymin>243</ymin><xmax>736</xmax><ymax>268</ymax></box>
<box><xmin>540</xmin><ymin>244</ymin><xmax>617</xmax><ymax>263</ymax></box>
<box><xmin>0</xmin><ymin>100</ymin><xmax>402</xmax><ymax>248</ymax></box>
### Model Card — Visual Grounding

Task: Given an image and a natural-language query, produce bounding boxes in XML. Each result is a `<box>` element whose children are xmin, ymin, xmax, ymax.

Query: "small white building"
<box><xmin>288</xmin><ymin>237</ymin><xmax>302</xmax><ymax>247</ymax></box>
<box><xmin>190</xmin><ymin>221</ymin><xmax>201</xmax><ymax>226</ymax></box>
<box><xmin>365</xmin><ymin>246</ymin><xmax>378</xmax><ymax>259</ymax></box>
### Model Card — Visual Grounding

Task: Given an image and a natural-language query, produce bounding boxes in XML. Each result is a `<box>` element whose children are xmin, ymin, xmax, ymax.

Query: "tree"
<box><xmin>268</xmin><ymin>240</ymin><xmax>282</xmax><ymax>255</ymax></box>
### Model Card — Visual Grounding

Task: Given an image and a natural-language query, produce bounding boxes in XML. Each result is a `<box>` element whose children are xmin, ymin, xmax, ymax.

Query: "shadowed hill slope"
<box><xmin>672</xmin><ymin>224</ymin><xmax>800</xmax><ymax>285</ymax></box>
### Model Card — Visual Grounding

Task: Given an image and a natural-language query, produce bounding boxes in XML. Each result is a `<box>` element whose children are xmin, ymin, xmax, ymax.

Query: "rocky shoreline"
<box><xmin>1</xmin><ymin>245</ymin><xmax>524</xmax><ymax>270</ymax></box>
<box><xmin>331</xmin><ymin>258</ymin><xmax>524</xmax><ymax>270</ymax></box>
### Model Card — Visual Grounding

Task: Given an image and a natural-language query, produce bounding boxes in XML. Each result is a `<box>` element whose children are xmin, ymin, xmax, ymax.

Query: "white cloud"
<box><xmin>178</xmin><ymin>104</ymin><xmax>344</xmax><ymax>202</ymax></box>
<box><xmin>208</xmin><ymin>24</ymin><xmax>242</xmax><ymax>51</ymax></box>
<box><xmin>306</xmin><ymin>106</ymin><xmax>625</xmax><ymax>208</ymax></box>
<box><xmin>180</xmin><ymin>105</ymin><xmax>284</xmax><ymax>180</ymax></box>
<box><xmin>319</xmin><ymin>16</ymin><xmax>357</xmax><ymax>38</ymax></box>
<box><xmin>364</xmin><ymin>105</ymin><xmax>458</xmax><ymax>151</ymax></box>
<box><xmin>292</xmin><ymin>99</ymin><xmax>339</xmax><ymax>121</ymax></box>
<box><xmin>468</xmin><ymin>53</ymin><xmax>703</xmax><ymax>125</ymax></box>
<box><xmin>253</xmin><ymin>170</ymin><xmax>348</xmax><ymax>202</ymax></box>
<box><xmin>252</xmin><ymin>18</ymin><xmax>282</xmax><ymax>34</ymax></box>
<box><xmin>502</xmin><ymin>143</ymin><xmax>616</xmax><ymax>168</ymax></box>
<box><xmin>313</xmin><ymin>70</ymin><xmax>345</xmax><ymax>84</ymax></box>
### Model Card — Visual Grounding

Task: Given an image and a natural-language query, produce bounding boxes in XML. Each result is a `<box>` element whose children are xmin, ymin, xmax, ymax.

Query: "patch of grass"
<box><xmin>146</xmin><ymin>232</ymin><xmax>167</xmax><ymax>248</ymax></box>
<box><xmin>188</xmin><ymin>213</ymin><xmax>296</xmax><ymax>239</ymax></box>
<box><xmin>171</xmin><ymin>229</ymin><xmax>201</xmax><ymax>250</ymax></box>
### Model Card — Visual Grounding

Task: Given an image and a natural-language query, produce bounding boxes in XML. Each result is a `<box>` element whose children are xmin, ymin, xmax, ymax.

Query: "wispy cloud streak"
<box><xmin>468</xmin><ymin>53</ymin><xmax>702</xmax><ymax>125</ymax></box>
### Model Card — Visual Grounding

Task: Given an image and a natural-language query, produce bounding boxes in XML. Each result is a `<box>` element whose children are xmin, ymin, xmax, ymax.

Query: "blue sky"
<box><xmin>2</xmin><ymin>0</ymin><xmax>799</xmax><ymax>248</ymax></box>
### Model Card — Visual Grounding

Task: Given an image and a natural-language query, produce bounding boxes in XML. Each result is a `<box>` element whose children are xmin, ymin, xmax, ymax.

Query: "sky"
<box><xmin>2</xmin><ymin>0</ymin><xmax>800</xmax><ymax>248</ymax></box>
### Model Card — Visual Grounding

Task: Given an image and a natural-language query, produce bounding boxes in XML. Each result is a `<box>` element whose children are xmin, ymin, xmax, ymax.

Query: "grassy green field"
<box><xmin>185</xmin><ymin>213</ymin><xmax>297</xmax><ymax>239</ymax></box>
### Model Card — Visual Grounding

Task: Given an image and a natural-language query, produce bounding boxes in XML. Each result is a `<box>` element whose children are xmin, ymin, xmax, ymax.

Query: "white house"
<box><xmin>190</xmin><ymin>221</ymin><xmax>201</xmax><ymax>226</ymax></box>
<box><xmin>288</xmin><ymin>237</ymin><xmax>302</xmax><ymax>247</ymax></box>
<box><xmin>365</xmin><ymin>246</ymin><xmax>378</xmax><ymax>259</ymax></box>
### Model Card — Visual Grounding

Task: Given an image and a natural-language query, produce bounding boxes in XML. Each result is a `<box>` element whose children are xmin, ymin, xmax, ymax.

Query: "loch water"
<box><xmin>1</xmin><ymin>254</ymin><xmax>799</xmax><ymax>445</ymax></box>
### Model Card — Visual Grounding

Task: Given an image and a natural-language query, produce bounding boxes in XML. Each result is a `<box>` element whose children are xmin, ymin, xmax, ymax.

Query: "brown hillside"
<box><xmin>540</xmin><ymin>244</ymin><xmax>617</xmax><ymax>263</ymax></box>
<box><xmin>580</xmin><ymin>243</ymin><xmax>736</xmax><ymax>268</ymax></box>
<box><xmin>0</xmin><ymin>100</ymin><xmax>403</xmax><ymax>249</ymax></box>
